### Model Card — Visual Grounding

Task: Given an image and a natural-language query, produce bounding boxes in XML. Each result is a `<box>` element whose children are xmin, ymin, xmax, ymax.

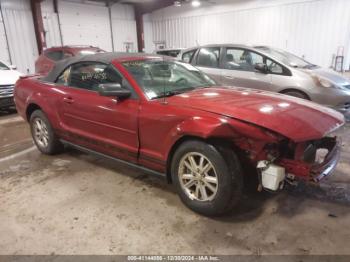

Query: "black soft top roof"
<box><xmin>42</xmin><ymin>52</ymin><xmax>161</xmax><ymax>82</ymax></box>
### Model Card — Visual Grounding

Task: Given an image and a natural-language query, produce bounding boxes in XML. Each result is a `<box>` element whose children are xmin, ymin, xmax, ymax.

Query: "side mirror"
<box><xmin>9</xmin><ymin>65</ymin><xmax>17</xmax><ymax>70</ymax></box>
<box><xmin>254</xmin><ymin>63</ymin><xmax>268</xmax><ymax>74</ymax></box>
<box><xmin>98</xmin><ymin>83</ymin><xmax>131</xmax><ymax>99</ymax></box>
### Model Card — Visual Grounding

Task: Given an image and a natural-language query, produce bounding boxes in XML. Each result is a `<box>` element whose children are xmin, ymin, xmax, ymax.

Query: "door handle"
<box><xmin>63</xmin><ymin>97</ymin><xmax>74</xmax><ymax>104</ymax></box>
<box><xmin>224</xmin><ymin>75</ymin><xmax>235</xmax><ymax>79</ymax></box>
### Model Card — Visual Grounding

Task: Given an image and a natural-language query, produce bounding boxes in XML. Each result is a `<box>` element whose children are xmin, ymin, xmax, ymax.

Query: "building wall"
<box><xmin>0</xmin><ymin>7</ymin><xmax>10</xmax><ymax>65</ymax></box>
<box><xmin>0</xmin><ymin>0</ymin><xmax>38</xmax><ymax>74</ymax></box>
<box><xmin>41</xmin><ymin>0</ymin><xmax>137</xmax><ymax>53</ymax></box>
<box><xmin>143</xmin><ymin>13</ymin><xmax>153</xmax><ymax>53</ymax></box>
<box><xmin>111</xmin><ymin>3</ymin><xmax>138</xmax><ymax>52</ymax></box>
<box><xmin>58</xmin><ymin>0</ymin><xmax>113</xmax><ymax>52</ymax></box>
<box><xmin>0</xmin><ymin>0</ymin><xmax>138</xmax><ymax>74</ymax></box>
<box><xmin>149</xmin><ymin>0</ymin><xmax>350</xmax><ymax>69</ymax></box>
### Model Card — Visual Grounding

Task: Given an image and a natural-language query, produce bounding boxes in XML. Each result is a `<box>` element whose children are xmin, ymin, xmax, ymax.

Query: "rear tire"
<box><xmin>281</xmin><ymin>90</ymin><xmax>310</xmax><ymax>100</ymax></box>
<box><xmin>30</xmin><ymin>110</ymin><xmax>64</xmax><ymax>155</ymax></box>
<box><xmin>171</xmin><ymin>140</ymin><xmax>243</xmax><ymax>216</ymax></box>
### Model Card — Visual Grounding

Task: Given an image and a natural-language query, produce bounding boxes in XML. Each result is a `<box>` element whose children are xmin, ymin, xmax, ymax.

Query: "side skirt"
<box><xmin>60</xmin><ymin>139</ymin><xmax>167</xmax><ymax>179</ymax></box>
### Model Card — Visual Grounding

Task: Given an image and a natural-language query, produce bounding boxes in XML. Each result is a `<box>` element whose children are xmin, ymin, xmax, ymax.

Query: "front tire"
<box><xmin>171</xmin><ymin>140</ymin><xmax>243</xmax><ymax>216</ymax></box>
<box><xmin>30</xmin><ymin>110</ymin><xmax>64</xmax><ymax>155</ymax></box>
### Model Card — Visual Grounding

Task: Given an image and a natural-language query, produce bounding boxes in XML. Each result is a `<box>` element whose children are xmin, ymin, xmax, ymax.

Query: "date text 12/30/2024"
<box><xmin>127</xmin><ymin>256</ymin><xmax>220</xmax><ymax>261</ymax></box>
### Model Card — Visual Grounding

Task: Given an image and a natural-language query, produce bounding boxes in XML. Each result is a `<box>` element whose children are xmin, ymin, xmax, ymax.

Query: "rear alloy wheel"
<box><xmin>171</xmin><ymin>140</ymin><xmax>243</xmax><ymax>216</ymax></box>
<box><xmin>33</xmin><ymin>118</ymin><xmax>50</xmax><ymax>149</ymax></box>
<box><xmin>30</xmin><ymin>110</ymin><xmax>64</xmax><ymax>155</ymax></box>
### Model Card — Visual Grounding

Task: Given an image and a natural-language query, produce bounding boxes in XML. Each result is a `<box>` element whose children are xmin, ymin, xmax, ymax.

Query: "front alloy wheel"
<box><xmin>178</xmin><ymin>152</ymin><xmax>218</xmax><ymax>201</ymax></box>
<box><xmin>171</xmin><ymin>140</ymin><xmax>243</xmax><ymax>216</ymax></box>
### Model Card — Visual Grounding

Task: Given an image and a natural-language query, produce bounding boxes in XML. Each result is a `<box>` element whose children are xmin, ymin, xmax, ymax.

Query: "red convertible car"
<box><xmin>15</xmin><ymin>53</ymin><xmax>344</xmax><ymax>216</ymax></box>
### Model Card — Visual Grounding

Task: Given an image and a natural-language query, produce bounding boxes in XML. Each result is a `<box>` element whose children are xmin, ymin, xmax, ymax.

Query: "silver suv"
<box><xmin>178</xmin><ymin>44</ymin><xmax>350</xmax><ymax>117</ymax></box>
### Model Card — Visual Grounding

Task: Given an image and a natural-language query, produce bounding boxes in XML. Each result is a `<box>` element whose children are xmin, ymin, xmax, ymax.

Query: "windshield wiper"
<box><xmin>155</xmin><ymin>87</ymin><xmax>196</xmax><ymax>99</ymax></box>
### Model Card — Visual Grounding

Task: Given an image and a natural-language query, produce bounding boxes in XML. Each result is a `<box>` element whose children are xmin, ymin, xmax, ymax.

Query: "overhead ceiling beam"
<box><xmin>133</xmin><ymin>0</ymin><xmax>175</xmax><ymax>14</ymax></box>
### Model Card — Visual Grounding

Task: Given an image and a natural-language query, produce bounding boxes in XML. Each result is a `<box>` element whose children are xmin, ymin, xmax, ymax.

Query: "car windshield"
<box><xmin>0</xmin><ymin>61</ymin><xmax>9</xmax><ymax>70</ymax></box>
<box><xmin>256</xmin><ymin>47</ymin><xmax>317</xmax><ymax>69</ymax></box>
<box><xmin>122</xmin><ymin>59</ymin><xmax>216</xmax><ymax>99</ymax></box>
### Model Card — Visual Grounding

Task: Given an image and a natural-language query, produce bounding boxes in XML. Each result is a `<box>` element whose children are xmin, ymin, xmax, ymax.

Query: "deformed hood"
<box><xmin>167</xmin><ymin>87</ymin><xmax>344</xmax><ymax>142</ymax></box>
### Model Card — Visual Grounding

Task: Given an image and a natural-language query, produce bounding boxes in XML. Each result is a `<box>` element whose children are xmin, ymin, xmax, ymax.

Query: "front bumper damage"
<box><xmin>309</xmin><ymin>137</ymin><xmax>340</xmax><ymax>182</ymax></box>
<box><xmin>277</xmin><ymin>137</ymin><xmax>340</xmax><ymax>182</ymax></box>
<box><xmin>257</xmin><ymin>137</ymin><xmax>341</xmax><ymax>191</ymax></box>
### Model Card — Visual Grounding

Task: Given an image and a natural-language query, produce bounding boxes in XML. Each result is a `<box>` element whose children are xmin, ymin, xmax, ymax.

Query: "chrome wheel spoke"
<box><xmin>188</xmin><ymin>156</ymin><xmax>197</xmax><ymax>170</ymax></box>
<box><xmin>182</xmin><ymin>173</ymin><xmax>194</xmax><ymax>180</ymax></box>
<box><xmin>184</xmin><ymin>161</ymin><xmax>194</xmax><ymax>172</ymax></box>
<box><xmin>202</xmin><ymin>163</ymin><xmax>212</xmax><ymax>174</ymax></box>
<box><xmin>199</xmin><ymin>184</ymin><xmax>208</xmax><ymax>199</ymax></box>
<box><xmin>203</xmin><ymin>176</ymin><xmax>217</xmax><ymax>185</ymax></box>
<box><xmin>203</xmin><ymin>180</ymin><xmax>217</xmax><ymax>193</ymax></box>
<box><xmin>194</xmin><ymin>184</ymin><xmax>200</xmax><ymax>199</ymax></box>
<box><xmin>199</xmin><ymin>156</ymin><xmax>205</xmax><ymax>169</ymax></box>
<box><xmin>184</xmin><ymin>179</ymin><xmax>196</xmax><ymax>189</ymax></box>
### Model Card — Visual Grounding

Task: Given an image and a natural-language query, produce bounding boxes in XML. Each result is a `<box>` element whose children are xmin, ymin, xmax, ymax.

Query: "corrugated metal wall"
<box><xmin>0</xmin><ymin>0</ymin><xmax>38</xmax><ymax>74</ymax></box>
<box><xmin>41</xmin><ymin>0</ymin><xmax>137</xmax><ymax>53</ymax></box>
<box><xmin>0</xmin><ymin>7</ymin><xmax>10</xmax><ymax>65</ymax></box>
<box><xmin>58</xmin><ymin>1</ymin><xmax>113</xmax><ymax>51</ymax></box>
<box><xmin>111</xmin><ymin>3</ymin><xmax>138</xmax><ymax>52</ymax></box>
<box><xmin>143</xmin><ymin>14</ymin><xmax>153</xmax><ymax>53</ymax></box>
<box><xmin>149</xmin><ymin>0</ymin><xmax>350</xmax><ymax>69</ymax></box>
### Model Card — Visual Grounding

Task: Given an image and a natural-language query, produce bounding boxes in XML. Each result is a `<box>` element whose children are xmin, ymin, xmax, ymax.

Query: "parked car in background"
<box><xmin>155</xmin><ymin>48</ymin><xmax>184</xmax><ymax>57</ymax></box>
<box><xmin>178</xmin><ymin>44</ymin><xmax>350</xmax><ymax>117</ymax></box>
<box><xmin>0</xmin><ymin>61</ymin><xmax>22</xmax><ymax>110</ymax></box>
<box><xmin>15</xmin><ymin>53</ymin><xmax>344</xmax><ymax>216</ymax></box>
<box><xmin>35</xmin><ymin>45</ymin><xmax>105</xmax><ymax>75</ymax></box>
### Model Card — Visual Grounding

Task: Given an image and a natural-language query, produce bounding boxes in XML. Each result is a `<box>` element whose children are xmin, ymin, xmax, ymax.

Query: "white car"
<box><xmin>0</xmin><ymin>61</ymin><xmax>22</xmax><ymax>110</ymax></box>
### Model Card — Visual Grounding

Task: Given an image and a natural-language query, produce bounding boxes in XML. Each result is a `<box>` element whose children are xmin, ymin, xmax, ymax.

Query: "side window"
<box><xmin>196</xmin><ymin>47</ymin><xmax>220</xmax><ymax>68</ymax></box>
<box><xmin>224</xmin><ymin>48</ymin><xmax>263</xmax><ymax>72</ymax></box>
<box><xmin>46</xmin><ymin>51</ymin><xmax>64</xmax><ymax>61</ymax></box>
<box><xmin>55</xmin><ymin>62</ymin><xmax>136</xmax><ymax>97</ymax></box>
<box><xmin>182</xmin><ymin>49</ymin><xmax>197</xmax><ymax>63</ymax></box>
<box><xmin>69</xmin><ymin>63</ymin><xmax>122</xmax><ymax>91</ymax></box>
<box><xmin>266</xmin><ymin>59</ymin><xmax>284</xmax><ymax>74</ymax></box>
<box><xmin>56</xmin><ymin>67</ymin><xmax>71</xmax><ymax>86</ymax></box>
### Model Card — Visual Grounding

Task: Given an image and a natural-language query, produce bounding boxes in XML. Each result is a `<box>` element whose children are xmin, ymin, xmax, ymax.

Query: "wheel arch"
<box><xmin>26</xmin><ymin>103</ymin><xmax>42</xmax><ymax>121</ymax></box>
<box><xmin>279</xmin><ymin>88</ymin><xmax>311</xmax><ymax>100</ymax></box>
<box><xmin>165</xmin><ymin>135</ymin><xmax>238</xmax><ymax>184</ymax></box>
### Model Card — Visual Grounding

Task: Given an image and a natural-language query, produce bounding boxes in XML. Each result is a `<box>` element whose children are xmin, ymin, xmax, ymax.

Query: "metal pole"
<box><xmin>0</xmin><ymin>1</ymin><xmax>12</xmax><ymax>64</ymax></box>
<box><xmin>108</xmin><ymin>1</ymin><xmax>115</xmax><ymax>52</ymax></box>
<box><xmin>54</xmin><ymin>0</ymin><xmax>64</xmax><ymax>46</ymax></box>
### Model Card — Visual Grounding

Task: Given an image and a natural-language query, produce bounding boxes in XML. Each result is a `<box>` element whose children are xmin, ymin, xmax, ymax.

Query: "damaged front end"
<box><xmin>277</xmin><ymin>136</ymin><xmax>341</xmax><ymax>181</ymax></box>
<box><xmin>256</xmin><ymin>136</ymin><xmax>341</xmax><ymax>191</ymax></box>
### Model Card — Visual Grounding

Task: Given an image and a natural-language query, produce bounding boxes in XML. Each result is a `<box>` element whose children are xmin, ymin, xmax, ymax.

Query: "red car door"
<box><xmin>55</xmin><ymin>62</ymin><xmax>139</xmax><ymax>163</ymax></box>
